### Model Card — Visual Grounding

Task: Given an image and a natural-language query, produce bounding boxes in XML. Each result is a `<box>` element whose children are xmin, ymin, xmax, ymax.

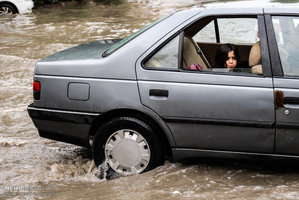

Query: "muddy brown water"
<box><xmin>1</xmin><ymin>0</ymin><xmax>299</xmax><ymax>199</ymax></box>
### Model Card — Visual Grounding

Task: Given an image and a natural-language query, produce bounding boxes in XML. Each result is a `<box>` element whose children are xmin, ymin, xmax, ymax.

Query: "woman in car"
<box><xmin>214</xmin><ymin>43</ymin><xmax>240</xmax><ymax>69</ymax></box>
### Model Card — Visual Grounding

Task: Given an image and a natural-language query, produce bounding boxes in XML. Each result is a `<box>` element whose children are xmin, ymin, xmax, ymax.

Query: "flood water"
<box><xmin>1</xmin><ymin>0</ymin><xmax>299</xmax><ymax>199</ymax></box>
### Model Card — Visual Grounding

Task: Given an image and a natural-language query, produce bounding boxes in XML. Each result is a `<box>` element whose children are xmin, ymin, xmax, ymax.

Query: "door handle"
<box><xmin>275</xmin><ymin>90</ymin><xmax>299</xmax><ymax>108</ymax></box>
<box><xmin>284</xmin><ymin>97</ymin><xmax>299</xmax><ymax>105</ymax></box>
<box><xmin>282</xmin><ymin>97</ymin><xmax>299</xmax><ymax>116</ymax></box>
<box><xmin>149</xmin><ymin>89</ymin><xmax>169</xmax><ymax>97</ymax></box>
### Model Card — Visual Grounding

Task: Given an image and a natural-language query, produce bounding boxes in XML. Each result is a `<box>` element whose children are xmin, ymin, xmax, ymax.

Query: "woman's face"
<box><xmin>225</xmin><ymin>50</ymin><xmax>237</xmax><ymax>68</ymax></box>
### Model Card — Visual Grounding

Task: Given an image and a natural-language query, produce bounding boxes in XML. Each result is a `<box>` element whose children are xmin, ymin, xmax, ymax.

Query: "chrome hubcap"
<box><xmin>0</xmin><ymin>7</ymin><xmax>13</xmax><ymax>16</ymax></box>
<box><xmin>105</xmin><ymin>129</ymin><xmax>151</xmax><ymax>176</ymax></box>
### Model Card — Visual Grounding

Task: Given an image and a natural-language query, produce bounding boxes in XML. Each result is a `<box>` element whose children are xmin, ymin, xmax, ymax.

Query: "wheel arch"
<box><xmin>0</xmin><ymin>2</ymin><xmax>19</xmax><ymax>13</ymax></box>
<box><xmin>89</xmin><ymin>108</ymin><xmax>174</xmax><ymax>159</ymax></box>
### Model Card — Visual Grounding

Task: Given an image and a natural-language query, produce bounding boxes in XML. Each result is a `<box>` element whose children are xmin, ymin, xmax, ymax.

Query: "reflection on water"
<box><xmin>1</xmin><ymin>0</ymin><xmax>299</xmax><ymax>199</ymax></box>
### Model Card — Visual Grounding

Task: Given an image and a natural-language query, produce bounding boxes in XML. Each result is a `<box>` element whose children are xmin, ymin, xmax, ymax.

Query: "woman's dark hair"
<box><xmin>214</xmin><ymin>43</ymin><xmax>240</xmax><ymax>68</ymax></box>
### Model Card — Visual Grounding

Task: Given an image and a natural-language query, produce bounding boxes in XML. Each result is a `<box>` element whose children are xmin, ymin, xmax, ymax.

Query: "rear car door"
<box><xmin>266</xmin><ymin>11</ymin><xmax>299</xmax><ymax>155</ymax></box>
<box><xmin>136</xmin><ymin>13</ymin><xmax>276</xmax><ymax>154</ymax></box>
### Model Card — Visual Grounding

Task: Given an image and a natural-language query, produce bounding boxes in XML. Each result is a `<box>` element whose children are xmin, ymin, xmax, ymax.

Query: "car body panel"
<box><xmin>33</xmin><ymin>75</ymin><xmax>141</xmax><ymax>112</ymax></box>
<box><xmin>137</xmin><ymin>66</ymin><xmax>275</xmax><ymax>154</ymax></box>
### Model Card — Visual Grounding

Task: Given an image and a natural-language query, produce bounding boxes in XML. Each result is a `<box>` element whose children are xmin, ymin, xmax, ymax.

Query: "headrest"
<box><xmin>249</xmin><ymin>41</ymin><xmax>262</xmax><ymax>67</ymax></box>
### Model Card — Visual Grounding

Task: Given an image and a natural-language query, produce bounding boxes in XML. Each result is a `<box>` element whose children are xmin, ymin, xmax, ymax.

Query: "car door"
<box><xmin>137</xmin><ymin>14</ymin><xmax>275</xmax><ymax>154</ymax></box>
<box><xmin>267</xmin><ymin>13</ymin><xmax>299</xmax><ymax>155</ymax></box>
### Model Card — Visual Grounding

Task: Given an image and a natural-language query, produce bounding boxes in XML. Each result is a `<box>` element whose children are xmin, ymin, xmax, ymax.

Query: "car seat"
<box><xmin>249</xmin><ymin>41</ymin><xmax>263</xmax><ymax>74</ymax></box>
<box><xmin>183</xmin><ymin>36</ymin><xmax>210</xmax><ymax>70</ymax></box>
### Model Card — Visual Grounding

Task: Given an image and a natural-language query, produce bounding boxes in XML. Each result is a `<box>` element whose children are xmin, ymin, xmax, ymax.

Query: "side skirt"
<box><xmin>172</xmin><ymin>148</ymin><xmax>299</xmax><ymax>162</ymax></box>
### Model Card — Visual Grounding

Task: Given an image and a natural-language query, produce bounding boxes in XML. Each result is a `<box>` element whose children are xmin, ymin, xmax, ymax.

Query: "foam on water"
<box><xmin>0</xmin><ymin>137</ymin><xmax>28</xmax><ymax>146</ymax></box>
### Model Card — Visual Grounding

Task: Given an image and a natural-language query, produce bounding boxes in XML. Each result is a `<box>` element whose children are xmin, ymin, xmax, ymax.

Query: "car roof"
<box><xmin>175</xmin><ymin>7</ymin><xmax>299</xmax><ymax>16</ymax></box>
<box><xmin>264</xmin><ymin>7</ymin><xmax>299</xmax><ymax>15</ymax></box>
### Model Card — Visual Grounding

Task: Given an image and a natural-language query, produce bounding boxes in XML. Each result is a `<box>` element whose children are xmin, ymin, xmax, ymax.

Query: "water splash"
<box><xmin>94</xmin><ymin>160</ymin><xmax>122</xmax><ymax>180</ymax></box>
<box><xmin>0</xmin><ymin>137</ymin><xmax>28</xmax><ymax>146</ymax></box>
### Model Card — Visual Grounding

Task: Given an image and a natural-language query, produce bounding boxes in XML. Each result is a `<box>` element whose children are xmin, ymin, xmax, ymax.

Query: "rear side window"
<box><xmin>144</xmin><ymin>35</ymin><xmax>179</xmax><ymax>69</ymax></box>
<box><xmin>272</xmin><ymin>16</ymin><xmax>299</xmax><ymax>76</ymax></box>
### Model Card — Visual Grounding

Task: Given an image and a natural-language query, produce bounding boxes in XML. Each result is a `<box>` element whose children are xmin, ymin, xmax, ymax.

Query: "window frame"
<box><xmin>266</xmin><ymin>14</ymin><xmax>299</xmax><ymax>78</ymax></box>
<box><xmin>181</xmin><ymin>14</ymin><xmax>272</xmax><ymax>77</ymax></box>
<box><xmin>265</xmin><ymin>14</ymin><xmax>284</xmax><ymax>77</ymax></box>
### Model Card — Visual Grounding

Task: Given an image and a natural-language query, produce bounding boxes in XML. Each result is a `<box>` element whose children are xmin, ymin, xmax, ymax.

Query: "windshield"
<box><xmin>102</xmin><ymin>14</ymin><xmax>171</xmax><ymax>57</ymax></box>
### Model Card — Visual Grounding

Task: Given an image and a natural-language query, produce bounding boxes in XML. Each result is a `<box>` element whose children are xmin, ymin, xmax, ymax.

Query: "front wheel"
<box><xmin>93</xmin><ymin>117</ymin><xmax>164</xmax><ymax>176</ymax></box>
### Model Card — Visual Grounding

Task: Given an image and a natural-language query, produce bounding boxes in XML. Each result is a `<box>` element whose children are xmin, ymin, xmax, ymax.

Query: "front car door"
<box><xmin>137</xmin><ymin>9</ymin><xmax>276</xmax><ymax>156</ymax></box>
<box><xmin>266</xmin><ymin>9</ymin><xmax>299</xmax><ymax>155</ymax></box>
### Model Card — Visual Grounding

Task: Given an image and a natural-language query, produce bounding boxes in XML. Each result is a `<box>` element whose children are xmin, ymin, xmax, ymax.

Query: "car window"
<box><xmin>217</xmin><ymin>18</ymin><xmax>258</xmax><ymax>44</ymax></box>
<box><xmin>193</xmin><ymin>21</ymin><xmax>216</xmax><ymax>43</ymax></box>
<box><xmin>272</xmin><ymin>16</ymin><xmax>299</xmax><ymax>76</ymax></box>
<box><xmin>144</xmin><ymin>35</ymin><xmax>179</xmax><ymax>69</ymax></box>
<box><xmin>193</xmin><ymin>18</ymin><xmax>258</xmax><ymax>44</ymax></box>
<box><xmin>189</xmin><ymin>17</ymin><xmax>262</xmax><ymax>76</ymax></box>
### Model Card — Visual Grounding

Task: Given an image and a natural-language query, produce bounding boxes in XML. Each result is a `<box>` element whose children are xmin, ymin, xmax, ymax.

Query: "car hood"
<box><xmin>40</xmin><ymin>39</ymin><xmax>121</xmax><ymax>62</ymax></box>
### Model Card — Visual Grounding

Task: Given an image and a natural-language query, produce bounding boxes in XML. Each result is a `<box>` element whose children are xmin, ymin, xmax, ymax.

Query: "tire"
<box><xmin>93</xmin><ymin>117</ymin><xmax>164</xmax><ymax>176</ymax></box>
<box><xmin>0</xmin><ymin>3</ymin><xmax>17</xmax><ymax>16</ymax></box>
